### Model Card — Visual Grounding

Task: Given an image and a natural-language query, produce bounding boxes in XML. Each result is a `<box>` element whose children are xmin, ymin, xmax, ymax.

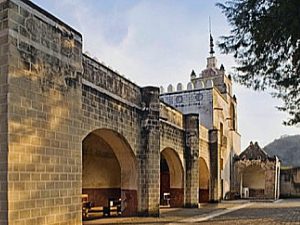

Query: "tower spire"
<box><xmin>209</xmin><ymin>17</ymin><xmax>215</xmax><ymax>57</ymax></box>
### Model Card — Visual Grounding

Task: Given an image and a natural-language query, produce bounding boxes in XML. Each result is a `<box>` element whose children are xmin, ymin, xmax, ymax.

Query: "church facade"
<box><xmin>160</xmin><ymin>36</ymin><xmax>241</xmax><ymax>201</ymax></box>
<box><xmin>0</xmin><ymin>1</ymin><xmax>240</xmax><ymax>224</ymax></box>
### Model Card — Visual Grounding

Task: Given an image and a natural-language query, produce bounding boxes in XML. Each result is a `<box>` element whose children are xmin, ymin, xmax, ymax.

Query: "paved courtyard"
<box><xmin>83</xmin><ymin>199</ymin><xmax>300</xmax><ymax>224</ymax></box>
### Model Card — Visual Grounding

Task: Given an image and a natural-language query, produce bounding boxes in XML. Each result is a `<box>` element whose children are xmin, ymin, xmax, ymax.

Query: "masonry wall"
<box><xmin>199</xmin><ymin>125</ymin><xmax>210</xmax><ymax>167</ymax></box>
<box><xmin>3</xmin><ymin>0</ymin><xmax>165</xmax><ymax>221</ymax></box>
<box><xmin>160</xmin><ymin>102</ymin><xmax>185</xmax><ymax>160</ymax></box>
<box><xmin>6</xmin><ymin>1</ymin><xmax>83</xmax><ymax>224</ymax></box>
<box><xmin>81</xmin><ymin>56</ymin><xmax>161</xmax><ymax>216</ymax></box>
<box><xmin>160</xmin><ymin>88</ymin><xmax>213</xmax><ymax>129</ymax></box>
<box><xmin>280</xmin><ymin>167</ymin><xmax>300</xmax><ymax>198</ymax></box>
<box><xmin>81</xmin><ymin>56</ymin><xmax>142</xmax><ymax>155</ymax></box>
<box><xmin>212</xmin><ymin>89</ymin><xmax>240</xmax><ymax>198</ymax></box>
<box><xmin>233</xmin><ymin>159</ymin><xmax>279</xmax><ymax>199</ymax></box>
<box><xmin>199</xmin><ymin>125</ymin><xmax>210</xmax><ymax>202</ymax></box>
<box><xmin>0</xmin><ymin>3</ymin><xmax>9</xmax><ymax>222</ymax></box>
<box><xmin>159</xmin><ymin>102</ymin><xmax>185</xmax><ymax>207</ymax></box>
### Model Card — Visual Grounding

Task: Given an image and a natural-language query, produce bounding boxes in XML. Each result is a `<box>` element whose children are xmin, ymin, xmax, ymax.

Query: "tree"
<box><xmin>217</xmin><ymin>0</ymin><xmax>300</xmax><ymax>125</ymax></box>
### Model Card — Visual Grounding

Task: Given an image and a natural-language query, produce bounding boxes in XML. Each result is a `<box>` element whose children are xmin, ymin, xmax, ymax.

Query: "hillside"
<box><xmin>264</xmin><ymin>135</ymin><xmax>300</xmax><ymax>167</ymax></box>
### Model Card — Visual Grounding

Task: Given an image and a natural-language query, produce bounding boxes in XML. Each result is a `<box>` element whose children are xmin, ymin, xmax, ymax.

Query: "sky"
<box><xmin>32</xmin><ymin>0</ymin><xmax>299</xmax><ymax>149</ymax></box>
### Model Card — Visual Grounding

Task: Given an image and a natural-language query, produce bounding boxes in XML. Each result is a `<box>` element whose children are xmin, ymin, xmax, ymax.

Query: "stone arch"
<box><xmin>241</xmin><ymin>165</ymin><xmax>265</xmax><ymax>198</ymax></box>
<box><xmin>82</xmin><ymin>128</ymin><xmax>138</xmax><ymax>216</ymax></box>
<box><xmin>160</xmin><ymin>147</ymin><xmax>184</xmax><ymax>207</ymax></box>
<box><xmin>199</xmin><ymin>157</ymin><xmax>210</xmax><ymax>203</ymax></box>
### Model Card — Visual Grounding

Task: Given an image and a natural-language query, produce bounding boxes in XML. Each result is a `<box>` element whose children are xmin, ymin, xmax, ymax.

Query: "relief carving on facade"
<box><xmin>20</xmin><ymin>15</ymin><xmax>80</xmax><ymax>91</ymax></box>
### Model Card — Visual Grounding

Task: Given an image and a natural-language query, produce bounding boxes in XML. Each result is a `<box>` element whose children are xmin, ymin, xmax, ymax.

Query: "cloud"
<box><xmin>32</xmin><ymin>0</ymin><xmax>299</xmax><ymax>149</ymax></box>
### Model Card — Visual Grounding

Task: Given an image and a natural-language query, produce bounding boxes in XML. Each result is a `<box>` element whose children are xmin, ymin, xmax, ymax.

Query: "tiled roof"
<box><xmin>236</xmin><ymin>141</ymin><xmax>273</xmax><ymax>161</ymax></box>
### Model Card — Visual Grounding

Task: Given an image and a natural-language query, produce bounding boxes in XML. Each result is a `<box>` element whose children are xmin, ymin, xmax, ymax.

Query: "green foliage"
<box><xmin>217</xmin><ymin>0</ymin><xmax>300</xmax><ymax>125</ymax></box>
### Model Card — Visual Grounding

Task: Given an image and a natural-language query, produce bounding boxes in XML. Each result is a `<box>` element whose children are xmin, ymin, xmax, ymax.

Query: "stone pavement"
<box><xmin>83</xmin><ymin>199</ymin><xmax>300</xmax><ymax>225</ymax></box>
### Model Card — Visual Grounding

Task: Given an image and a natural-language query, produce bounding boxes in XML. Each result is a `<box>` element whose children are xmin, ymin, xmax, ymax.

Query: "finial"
<box><xmin>191</xmin><ymin>70</ymin><xmax>196</xmax><ymax>76</ymax></box>
<box><xmin>190</xmin><ymin>69</ymin><xmax>196</xmax><ymax>80</ymax></box>
<box><xmin>209</xmin><ymin>17</ymin><xmax>215</xmax><ymax>57</ymax></box>
<box><xmin>220</xmin><ymin>64</ymin><xmax>225</xmax><ymax>71</ymax></box>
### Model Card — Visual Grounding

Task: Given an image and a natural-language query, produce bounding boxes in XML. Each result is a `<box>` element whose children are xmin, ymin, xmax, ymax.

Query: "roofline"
<box><xmin>20</xmin><ymin>0</ymin><xmax>82</xmax><ymax>37</ymax></box>
<box><xmin>82</xmin><ymin>53</ymin><xmax>141</xmax><ymax>90</ymax></box>
<box><xmin>160</xmin><ymin>99</ymin><xmax>184</xmax><ymax>114</ymax></box>
<box><xmin>160</xmin><ymin>87</ymin><xmax>212</xmax><ymax>96</ymax></box>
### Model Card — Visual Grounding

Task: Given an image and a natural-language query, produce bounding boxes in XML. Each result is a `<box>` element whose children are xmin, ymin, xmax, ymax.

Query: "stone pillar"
<box><xmin>230</xmin><ymin>157</ymin><xmax>240</xmax><ymax>197</ymax></box>
<box><xmin>209</xmin><ymin>129</ymin><xmax>221</xmax><ymax>202</ymax></box>
<box><xmin>184</xmin><ymin>114</ymin><xmax>199</xmax><ymax>207</ymax></box>
<box><xmin>265</xmin><ymin>161</ymin><xmax>277</xmax><ymax>199</ymax></box>
<box><xmin>275</xmin><ymin>159</ymin><xmax>281</xmax><ymax>200</ymax></box>
<box><xmin>139</xmin><ymin>86</ymin><xmax>160</xmax><ymax>216</ymax></box>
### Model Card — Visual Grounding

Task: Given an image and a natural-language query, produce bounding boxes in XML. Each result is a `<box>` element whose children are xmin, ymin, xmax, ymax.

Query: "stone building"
<box><xmin>232</xmin><ymin>142</ymin><xmax>280</xmax><ymax>200</ymax></box>
<box><xmin>160</xmin><ymin>35</ymin><xmax>241</xmax><ymax>202</ymax></box>
<box><xmin>0</xmin><ymin>1</ymin><xmax>240</xmax><ymax>225</ymax></box>
<box><xmin>280</xmin><ymin>167</ymin><xmax>300</xmax><ymax>198</ymax></box>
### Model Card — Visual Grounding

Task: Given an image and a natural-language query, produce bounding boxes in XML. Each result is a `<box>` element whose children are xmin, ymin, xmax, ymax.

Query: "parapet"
<box><xmin>160</xmin><ymin>80</ymin><xmax>214</xmax><ymax>94</ymax></box>
<box><xmin>160</xmin><ymin>101</ymin><xmax>183</xmax><ymax>128</ymax></box>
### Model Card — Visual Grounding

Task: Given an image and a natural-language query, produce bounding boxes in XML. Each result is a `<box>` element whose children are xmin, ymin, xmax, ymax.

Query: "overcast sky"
<box><xmin>32</xmin><ymin>0</ymin><xmax>299</xmax><ymax>149</ymax></box>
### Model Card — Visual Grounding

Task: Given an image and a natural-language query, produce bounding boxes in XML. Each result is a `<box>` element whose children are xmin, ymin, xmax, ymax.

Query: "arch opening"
<box><xmin>82</xmin><ymin>129</ymin><xmax>138</xmax><ymax>217</ymax></box>
<box><xmin>199</xmin><ymin>157</ymin><xmax>210</xmax><ymax>203</ymax></box>
<box><xmin>241</xmin><ymin>165</ymin><xmax>265</xmax><ymax>198</ymax></box>
<box><xmin>160</xmin><ymin>148</ymin><xmax>184</xmax><ymax>207</ymax></box>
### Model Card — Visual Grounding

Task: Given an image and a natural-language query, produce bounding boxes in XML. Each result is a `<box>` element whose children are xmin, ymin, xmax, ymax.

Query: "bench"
<box><xmin>82</xmin><ymin>195</ymin><xmax>122</xmax><ymax>219</ymax></box>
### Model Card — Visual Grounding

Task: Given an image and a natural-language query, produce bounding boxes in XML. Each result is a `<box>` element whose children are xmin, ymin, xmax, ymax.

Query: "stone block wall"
<box><xmin>82</xmin><ymin>55</ymin><xmax>141</xmax><ymax>106</ymax></box>
<box><xmin>280</xmin><ymin>167</ymin><xmax>300</xmax><ymax>198</ymax></box>
<box><xmin>5</xmin><ymin>0</ymin><xmax>83</xmax><ymax>224</ymax></box>
<box><xmin>159</xmin><ymin>104</ymin><xmax>185</xmax><ymax>207</ymax></box>
<box><xmin>0</xmin><ymin>3</ymin><xmax>8</xmax><ymax>222</ymax></box>
<box><xmin>160</xmin><ymin>88</ymin><xmax>213</xmax><ymax>130</ymax></box>
<box><xmin>159</xmin><ymin>102</ymin><xmax>185</xmax><ymax>158</ymax></box>
<box><xmin>199</xmin><ymin>125</ymin><xmax>210</xmax><ymax>203</ymax></box>
<box><xmin>81</xmin><ymin>56</ymin><xmax>161</xmax><ymax>216</ymax></box>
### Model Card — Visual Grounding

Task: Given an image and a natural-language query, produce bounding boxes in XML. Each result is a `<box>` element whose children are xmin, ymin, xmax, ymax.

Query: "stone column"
<box><xmin>209</xmin><ymin>129</ymin><xmax>221</xmax><ymax>201</ymax></box>
<box><xmin>265</xmin><ymin>161</ymin><xmax>277</xmax><ymax>199</ymax></box>
<box><xmin>139</xmin><ymin>86</ymin><xmax>160</xmax><ymax>216</ymax></box>
<box><xmin>184</xmin><ymin>114</ymin><xmax>199</xmax><ymax>207</ymax></box>
<box><xmin>230</xmin><ymin>158</ymin><xmax>240</xmax><ymax>197</ymax></box>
